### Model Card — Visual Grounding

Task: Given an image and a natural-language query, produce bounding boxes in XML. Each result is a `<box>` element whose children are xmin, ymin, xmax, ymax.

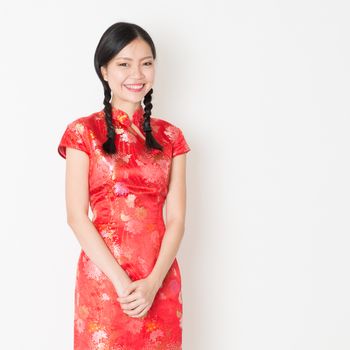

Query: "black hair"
<box><xmin>94</xmin><ymin>22</ymin><xmax>163</xmax><ymax>154</ymax></box>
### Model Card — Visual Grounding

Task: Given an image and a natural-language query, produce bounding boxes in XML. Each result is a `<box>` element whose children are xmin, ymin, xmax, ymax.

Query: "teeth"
<box><xmin>126</xmin><ymin>84</ymin><xmax>144</xmax><ymax>88</ymax></box>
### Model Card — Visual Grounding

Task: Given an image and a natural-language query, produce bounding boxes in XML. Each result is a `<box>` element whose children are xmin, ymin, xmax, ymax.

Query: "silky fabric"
<box><xmin>58</xmin><ymin>105</ymin><xmax>190</xmax><ymax>350</ymax></box>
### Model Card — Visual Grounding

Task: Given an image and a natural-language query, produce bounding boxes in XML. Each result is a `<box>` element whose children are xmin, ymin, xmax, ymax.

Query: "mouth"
<box><xmin>124</xmin><ymin>84</ymin><xmax>145</xmax><ymax>92</ymax></box>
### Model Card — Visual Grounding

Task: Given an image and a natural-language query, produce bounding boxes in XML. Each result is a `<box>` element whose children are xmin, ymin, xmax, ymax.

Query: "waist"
<box><xmin>92</xmin><ymin>216</ymin><xmax>165</xmax><ymax>228</ymax></box>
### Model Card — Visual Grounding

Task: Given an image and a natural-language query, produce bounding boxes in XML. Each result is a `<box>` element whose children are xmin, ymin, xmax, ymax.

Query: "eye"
<box><xmin>118</xmin><ymin>63</ymin><xmax>128</xmax><ymax>67</ymax></box>
<box><xmin>144</xmin><ymin>61</ymin><xmax>153</xmax><ymax>66</ymax></box>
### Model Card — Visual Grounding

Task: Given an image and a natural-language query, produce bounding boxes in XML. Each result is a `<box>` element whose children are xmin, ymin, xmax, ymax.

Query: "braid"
<box><xmin>142</xmin><ymin>88</ymin><xmax>163</xmax><ymax>151</ymax></box>
<box><xmin>102</xmin><ymin>84</ymin><xmax>117</xmax><ymax>154</ymax></box>
<box><xmin>101</xmin><ymin>86</ymin><xmax>162</xmax><ymax>154</ymax></box>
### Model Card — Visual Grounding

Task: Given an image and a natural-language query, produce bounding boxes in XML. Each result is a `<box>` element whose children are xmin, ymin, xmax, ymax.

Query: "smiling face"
<box><xmin>101</xmin><ymin>38</ymin><xmax>156</xmax><ymax>110</ymax></box>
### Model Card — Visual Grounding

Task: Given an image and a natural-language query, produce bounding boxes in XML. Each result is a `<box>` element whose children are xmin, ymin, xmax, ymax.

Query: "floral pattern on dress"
<box><xmin>58</xmin><ymin>105</ymin><xmax>190</xmax><ymax>349</ymax></box>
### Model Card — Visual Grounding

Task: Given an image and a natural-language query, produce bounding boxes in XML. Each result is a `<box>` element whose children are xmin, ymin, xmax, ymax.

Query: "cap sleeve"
<box><xmin>171</xmin><ymin>125</ymin><xmax>191</xmax><ymax>158</ymax></box>
<box><xmin>57</xmin><ymin>119</ymin><xmax>90</xmax><ymax>159</ymax></box>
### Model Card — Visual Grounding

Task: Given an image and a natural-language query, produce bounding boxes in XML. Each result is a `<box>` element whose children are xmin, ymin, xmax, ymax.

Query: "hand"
<box><xmin>117</xmin><ymin>276</ymin><xmax>161</xmax><ymax>318</ymax></box>
<box><xmin>113</xmin><ymin>274</ymin><xmax>133</xmax><ymax>298</ymax></box>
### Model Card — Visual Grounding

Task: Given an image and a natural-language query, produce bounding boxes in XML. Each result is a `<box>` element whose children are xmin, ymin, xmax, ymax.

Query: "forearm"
<box><xmin>148</xmin><ymin>220</ymin><xmax>185</xmax><ymax>288</ymax></box>
<box><xmin>68</xmin><ymin>215</ymin><xmax>130</xmax><ymax>288</ymax></box>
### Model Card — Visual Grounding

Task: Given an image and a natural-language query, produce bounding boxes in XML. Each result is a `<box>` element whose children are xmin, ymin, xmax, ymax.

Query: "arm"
<box><xmin>64</xmin><ymin>147</ymin><xmax>131</xmax><ymax>295</ymax></box>
<box><xmin>148</xmin><ymin>153</ymin><xmax>188</xmax><ymax>288</ymax></box>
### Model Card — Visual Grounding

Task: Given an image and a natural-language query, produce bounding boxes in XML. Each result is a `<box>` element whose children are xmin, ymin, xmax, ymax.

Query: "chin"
<box><xmin>120</xmin><ymin>96</ymin><xmax>144</xmax><ymax>105</ymax></box>
<box><xmin>128</xmin><ymin>94</ymin><xmax>145</xmax><ymax>101</ymax></box>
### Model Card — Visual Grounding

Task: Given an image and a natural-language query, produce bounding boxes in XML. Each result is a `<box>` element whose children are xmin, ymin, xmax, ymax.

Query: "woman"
<box><xmin>57</xmin><ymin>21</ymin><xmax>191</xmax><ymax>349</ymax></box>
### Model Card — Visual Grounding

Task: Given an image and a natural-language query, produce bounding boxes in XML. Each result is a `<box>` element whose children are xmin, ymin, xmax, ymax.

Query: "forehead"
<box><xmin>114</xmin><ymin>39</ymin><xmax>153</xmax><ymax>60</ymax></box>
<box><xmin>114</xmin><ymin>55</ymin><xmax>153</xmax><ymax>61</ymax></box>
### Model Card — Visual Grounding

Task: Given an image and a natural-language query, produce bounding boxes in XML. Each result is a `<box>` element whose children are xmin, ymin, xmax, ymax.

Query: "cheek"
<box><xmin>144</xmin><ymin>69</ymin><xmax>155</xmax><ymax>83</ymax></box>
<box><xmin>109</xmin><ymin>71</ymin><xmax>128</xmax><ymax>89</ymax></box>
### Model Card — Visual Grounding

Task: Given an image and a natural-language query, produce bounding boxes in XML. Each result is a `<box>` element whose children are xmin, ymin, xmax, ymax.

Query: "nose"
<box><xmin>130</xmin><ymin>64</ymin><xmax>145</xmax><ymax>79</ymax></box>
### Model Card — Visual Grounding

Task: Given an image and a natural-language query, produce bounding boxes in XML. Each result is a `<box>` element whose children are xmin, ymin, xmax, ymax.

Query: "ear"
<box><xmin>100</xmin><ymin>66</ymin><xmax>108</xmax><ymax>81</ymax></box>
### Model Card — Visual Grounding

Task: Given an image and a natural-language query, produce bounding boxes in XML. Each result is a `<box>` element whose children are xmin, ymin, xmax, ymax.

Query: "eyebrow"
<box><xmin>115</xmin><ymin>56</ymin><xmax>153</xmax><ymax>61</ymax></box>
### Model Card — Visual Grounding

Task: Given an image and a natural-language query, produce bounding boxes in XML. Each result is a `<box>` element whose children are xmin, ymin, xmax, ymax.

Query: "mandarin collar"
<box><xmin>111</xmin><ymin>105</ymin><xmax>144</xmax><ymax>129</ymax></box>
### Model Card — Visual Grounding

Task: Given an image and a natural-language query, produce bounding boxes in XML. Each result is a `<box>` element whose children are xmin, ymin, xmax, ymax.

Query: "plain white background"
<box><xmin>0</xmin><ymin>1</ymin><xmax>349</xmax><ymax>349</ymax></box>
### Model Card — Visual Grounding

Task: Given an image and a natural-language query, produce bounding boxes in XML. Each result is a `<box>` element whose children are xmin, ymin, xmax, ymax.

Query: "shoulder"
<box><xmin>151</xmin><ymin>114</ymin><xmax>191</xmax><ymax>157</ymax></box>
<box><xmin>60</xmin><ymin>111</ymin><xmax>102</xmax><ymax>145</ymax></box>
<box><xmin>58</xmin><ymin>112</ymin><xmax>99</xmax><ymax>159</ymax></box>
<box><xmin>151</xmin><ymin>115</ymin><xmax>178</xmax><ymax>128</ymax></box>
<box><xmin>150</xmin><ymin>115</ymin><xmax>185</xmax><ymax>141</ymax></box>
<box><xmin>62</xmin><ymin>111</ymin><xmax>105</xmax><ymax>141</ymax></box>
<box><xmin>65</xmin><ymin>111</ymin><xmax>99</xmax><ymax>130</ymax></box>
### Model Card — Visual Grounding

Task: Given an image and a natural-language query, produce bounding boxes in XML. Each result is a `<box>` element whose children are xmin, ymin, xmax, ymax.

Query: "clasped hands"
<box><xmin>116</xmin><ymin>276</ymin><xmax>161</xmax><ymax>318</ymax></box>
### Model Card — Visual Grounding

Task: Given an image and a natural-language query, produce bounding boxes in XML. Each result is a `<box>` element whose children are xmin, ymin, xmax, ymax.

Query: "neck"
<box><xmin>111</xmin><ymin>98</ymin><xmax>142</xmax><ymax>119</ymax></box>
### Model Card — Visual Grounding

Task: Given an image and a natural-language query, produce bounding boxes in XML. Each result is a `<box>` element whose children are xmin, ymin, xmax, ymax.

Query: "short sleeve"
<box><xmin>57</xmin><ymin>119</ymin><xmax>90</xmax><ymax>159</ymax></box>
<box><xmin>172</xmin><ymin>126</ymin><xmax>191</xmax><ymax>158</ymax></box>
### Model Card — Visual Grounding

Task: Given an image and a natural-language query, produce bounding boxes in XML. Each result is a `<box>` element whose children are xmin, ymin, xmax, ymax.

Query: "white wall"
<box><xmin>0</xmin><ymin>1</ymin><xmax>349</xmax><ymax>349</ymax></box>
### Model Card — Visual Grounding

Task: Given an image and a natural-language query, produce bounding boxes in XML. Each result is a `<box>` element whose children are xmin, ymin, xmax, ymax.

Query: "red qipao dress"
<box><xmin>57</xmin><ymin>105</ymin><xmax>191</xmax><ymax>350</ymax></box>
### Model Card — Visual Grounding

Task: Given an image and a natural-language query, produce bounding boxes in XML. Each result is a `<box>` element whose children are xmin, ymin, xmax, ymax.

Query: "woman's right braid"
<box><xmin>102</xmin><ymin>85</ymin><xmax>117</xmax><ymax>154</ymax></box>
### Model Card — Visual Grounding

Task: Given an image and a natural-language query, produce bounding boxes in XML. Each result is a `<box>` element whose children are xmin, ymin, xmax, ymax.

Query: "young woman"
<box><xmin>57</xmin><ymin>22</ymin><xmax>191</xmax><ymax>349</ymax></box>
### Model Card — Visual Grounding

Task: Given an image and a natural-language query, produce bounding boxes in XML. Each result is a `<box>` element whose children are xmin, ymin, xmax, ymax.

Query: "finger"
<box><xmin>124</xmin><ymin>303</ymin><xmax>147</xmax><ymax>316</ymax></box>
<box><xmin>117</xmin><ymin>292</ymin><xmax>140</xmax><ymax>304</ymax></box>
<box><xmin>127</xmin><ymin>302</ymin><xmax>149</xmax><ymax>317</ymax></box>
<box><xmin>120</xmin><ymin>298</ymin><xmax>144</xmax><ymax>311</ymax></box>
<box><xmin>131</xmin><ymin>305</ymin><xmax>150</xmax><ymax>318</ymax></box>
<box><xmin>120</xmin><ymin>281</ymin><xmax>138</xmax><ymax>297</ymax></box>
